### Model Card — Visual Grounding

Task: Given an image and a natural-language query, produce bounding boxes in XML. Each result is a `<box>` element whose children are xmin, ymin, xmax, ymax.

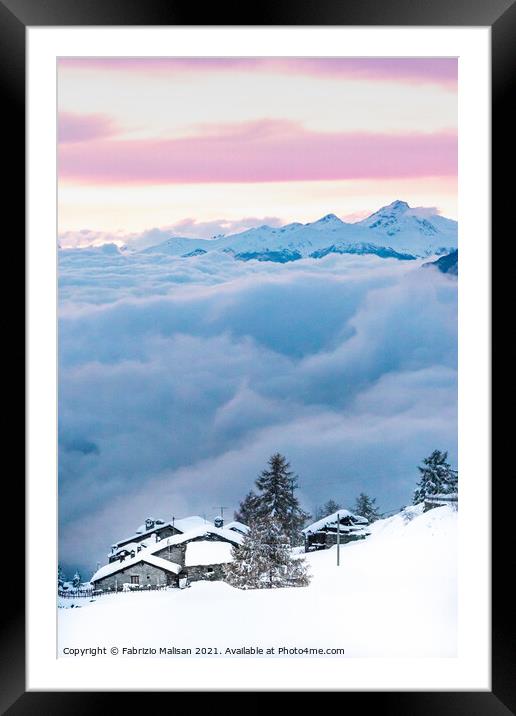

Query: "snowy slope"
<box><xmin>59</xmin><ymin>505</ymin><xmax>457</xmax><ymax>658</ymax></box>
<box><xmin>140</xmin><ymin>201</ymin><xmax>457</xmax><ymax>262</ymax></box>
<box><xmin>357</xmin><ymin>200</ymin><xmax>458</xmax><ymax>256</ymax></box>
<box><xmin>141</xmin><ymin>236</ymin><xmax>214</xmax><ymax>257</ymax></box>
<box><xmin>423</xmin><ymin>249</ymin><xmax>458</xmax><ymax>276</ymax></box>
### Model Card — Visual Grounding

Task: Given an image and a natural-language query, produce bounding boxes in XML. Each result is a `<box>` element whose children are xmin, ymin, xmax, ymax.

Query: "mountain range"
<box><xmin>59</xmin><ymin>201</ymin><xmax>458</xmax><ymax>264</ymax></box>
<box><xmin>138</xmin><ymin>200</ymin><xmax>457</xmax><ymax>263</ymax></box>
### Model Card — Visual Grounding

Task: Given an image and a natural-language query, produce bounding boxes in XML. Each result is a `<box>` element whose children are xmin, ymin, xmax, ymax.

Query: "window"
<box><xmin>130</xmin><ymin>575</ymin><xmax>139</xmax><ymax>584</ymax></box>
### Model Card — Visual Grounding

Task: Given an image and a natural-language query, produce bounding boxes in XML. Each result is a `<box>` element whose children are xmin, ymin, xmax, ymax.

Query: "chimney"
<box><xmin>214</xmin><ymin>516</ymin><xmax>224</xmax><ymax>528</ymax></box>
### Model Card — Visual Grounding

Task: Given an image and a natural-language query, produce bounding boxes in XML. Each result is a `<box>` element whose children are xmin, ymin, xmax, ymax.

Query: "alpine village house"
<box><xmin>87</xmin><ymin>508</ymin><xmax>372</xmax><ymax>592</ymax></box>
<box><xmin>90</xmin><ymin>516</ymin><xmax>248</xmax><ymax>592</ymax></box>
<box><xmin>302</xmin><ymin>510</ymin><xmax>370</xmax><ymax>552</ymax></box>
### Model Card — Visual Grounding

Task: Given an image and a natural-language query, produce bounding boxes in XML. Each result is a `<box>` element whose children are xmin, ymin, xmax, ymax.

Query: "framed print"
<box><xmin>4</xmin><ymin>0</ymin><xmax>514</xmax><ymax>710</ymax></box>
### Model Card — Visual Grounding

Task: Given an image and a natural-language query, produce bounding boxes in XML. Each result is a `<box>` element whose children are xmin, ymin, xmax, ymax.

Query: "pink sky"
<box><xmin>58</xmin><ymin>57</ymin><xmax>457</xmax><ymax>238</ymax></box>
<box><xmin>58</xmin><ymin>57</ymin><xmax>458</xmax><ymax>85</ymax></box>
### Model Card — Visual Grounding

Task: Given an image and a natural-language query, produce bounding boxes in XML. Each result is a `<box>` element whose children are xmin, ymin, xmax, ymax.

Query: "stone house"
<box><xmin>108</xmin><ymin>515</ymin><xmax>210</xmax><ymax>562</ymax></box>
<box><xmin>183</xmin><ymin>539</ymin><xmax>236</xmax><ymax>582</ymax></box>
<box><xmin>91</xmin><ymin>554</ymin><xmax>182</xmax><ymax>591</ymax></box>
<box><xmin>424</xmin><ymin>492</ymin><xmax>458</xmax><ymax>512</ymax></box>
<box><xmin>91</xmin><ymin>520</ymin><xmax>242</xmax><ymax>592</ymax></box>
<box><xmin>302</xmin><ymin>510</ymin><xmax>370</xmax><ymax>552</ymax></box>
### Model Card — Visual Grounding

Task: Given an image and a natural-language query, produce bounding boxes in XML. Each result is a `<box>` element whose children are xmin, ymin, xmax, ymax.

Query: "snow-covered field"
<box><xmin>58</xmin><ymin>505</ymin><xmax>457</xmax><ymax>658</ymax></box>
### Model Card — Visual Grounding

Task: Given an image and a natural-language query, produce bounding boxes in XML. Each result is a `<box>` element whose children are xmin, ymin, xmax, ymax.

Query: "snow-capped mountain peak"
<box><xmin>140</xmin><ymin>200</ymin><xmax>457</xmax><ymax>262</ymax></box>
<box><xmin>388</xmin><ymin>199</ymin><xmax>410</xmax><ymax>211</ymax></box>
<box><xmin>357</xmin><ymin>200</ymin><xmax>457</xmax><ymax>253</ymax></box>
<box><xmin>359</xmin><ymin>199</ymin><xmax>410</xmax><ymax>227</ymax></box>
<box><xmin>311</xmin><ymin>213</ymin><xmax>343</xmax><ymax>226</ymax></box>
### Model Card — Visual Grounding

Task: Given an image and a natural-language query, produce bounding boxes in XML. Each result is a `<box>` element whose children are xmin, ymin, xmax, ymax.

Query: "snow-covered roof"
<box><xmin>152</xmin><ymin>525</ymin><xmax>243</xmax><ymax>551</ymax></box>
<box><xmin>115</xmin><ymin>515</ymin><xmax>212</xmax><ymax>548</ymax></box>
<box><xmin>95</xmin><ymin>522</ymin><xmax>242</xmax><ymax>581</ymax></box>
<box><xmin>91</xmin><ymin>554</ymin><xmax>182</xmax><ymax>583</ymax></box>
<box><xmin>135</xmin><ymin>518</ymin><xmax>166</xmax><ymax>534</ymax></box>
<box><xmin>143</xmin><ymin>555</ymin><xmax>182</xmax><ymax>574</ymax></box>
<box><xmin>225</xmin><ymin>521</ymin><xmax>249</xmax><ymax>535</ymax></box>
<box><xmin>185</xmin><ymin>541</ymin><xmax>235</xmax><ymax>567</ymax></box>
<box><xmin>302</xmin><ymin>510</ymin><xmax>368</xmax><ymax>535</ymax></box>
<box><xmin>426</xmin><ymin>493</ymin><xmax>458</xmax><ymax>501</ymax></box>
<box><xmin>173</xmin><ymin>516</ymin><xmax>211</xmax><ymax>533</ymax></box>
<box><xmin>116</xmin><ymin>523</ymin><xmax>175</xmax><ymax>547</ymax></box>
<box><xmin>109</xmin><ymin>540</ymin><xmax>149</xmax><ymax>557</ymax></box>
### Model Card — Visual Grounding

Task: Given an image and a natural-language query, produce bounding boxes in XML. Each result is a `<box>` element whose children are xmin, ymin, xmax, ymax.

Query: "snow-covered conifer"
<box><xmin>58</xmin><ymin>565</ymin><xmax>66</xmax><ymax>588</ymax></box>
<box><xmin>354</xmin><ymin>493</ymin><xmax>381</xmax><ymax>522</ymax></box>
<box><xmin>321</xmin><ymin>499</ymin><xmax>341</xmax><ymax>518</ymax></box>
<box><xmin>413</xmin><ymin>450</ymin><xmax>458</xmax><ymax>504</ymax></box>
<box><xmin>234</xmin><ymin>490</ymin><xmax>261</xmax><ymax>526</ymax></box>
<box><xmin>224</xmin><ymin>515</ymin><xmax>310</xmax><ymax>589</ymax></box>
<box><xmin>223</xmin><ymin>519</ymin><xmax>269</xmax><ymax>590</ymax></box>
<box><xmin>254</xmin><ymin>454</ymin><xmax>310</xmax><ymax>545</ymax></box>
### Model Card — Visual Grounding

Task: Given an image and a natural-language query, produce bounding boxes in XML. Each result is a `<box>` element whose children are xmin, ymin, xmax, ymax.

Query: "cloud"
<box><xmin>58</xmin><ymin>217</ymin><xmax>285</xmax><ymax>250</ymax></box>
<box><xmin>59</xmin><ymin>122</ymin><xmax>457</xmax><ymax>185</ymax></box>
<box><xmin>168</xmin><ymin>216</ymin><xmax>284</xmax><ymax>240</ymax></box>
<box><xmin>406</xmin><ymin>205</ymin><xmax>440</xmax><ymax>218</ymax></box>
<box><xmin>58</xmin><ymin>112</ymin><xmax>118</xmax><ymax>143</ymax></box>
<box><xmin>58</xmin><ymin>250</ymin><xmax>457</xmax><ymax>575</ymax></box>
<box><xmin>58</xmin><ymin>57</ymin><xmax>457</xmax><ymax>88</ymax></box>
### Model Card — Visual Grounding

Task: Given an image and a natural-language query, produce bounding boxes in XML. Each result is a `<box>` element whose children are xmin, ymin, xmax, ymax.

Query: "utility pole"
<box><xmin>336</xmin><ymin>512</ymin><xmax>340</xmax><ymax>567</ymax></box>
<box><xmin>212</xmin><ymin>506</ymin><xmax>228</xmax><ymax>521</ymax></box>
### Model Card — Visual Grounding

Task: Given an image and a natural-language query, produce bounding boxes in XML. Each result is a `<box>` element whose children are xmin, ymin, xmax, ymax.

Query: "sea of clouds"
<box><xmin>58</xmin><ymin>248</ymin><xmax>457</xmax><ymax>574</ymax></box>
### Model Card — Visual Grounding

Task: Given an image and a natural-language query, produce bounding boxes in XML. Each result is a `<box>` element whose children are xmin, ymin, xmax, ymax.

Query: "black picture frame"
<box><xmin>5</xmin><ymin>0</ymin><xmax>513</xmax><ymax>710</ymax></box>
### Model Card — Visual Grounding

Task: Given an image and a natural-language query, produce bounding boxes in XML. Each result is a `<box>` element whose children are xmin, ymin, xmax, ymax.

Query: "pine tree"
<box><xmin>224</xmin><ymin>515</ymin><xmax>310</xmax><ymax>589</ymax></box>
<box><xmin>234</xmin><ymin>490</ymin><xmax>261</xmax><ymax>525</ymax></box>
<box><xmin>254</xmin><ymin>453</ymin><xmax>310</xmax><ymax>545</ymax></box>
<box><xmin>354</xmin><ymin>493</ymin><xmax>381</xmax><ymax>523</ymax></box>
<box><xmin>313</xmin><ymin>500</ymin><xmax>340</xmax><ymax>520</ymax></box>
<box><xmin>223</xmin><ymin>519</ymin><xmax>268</xmax><ymax>589</ymax></box>
<box><xmin>72</xmin><ymin>570</ymin><xmax>81</xmax><ymax>589</ymax></box>
<box><xmin>413</xmin><ymin>450</ymin><xmax>458</xmax><ymax>504</ymax></box>
<box><xmin>57</xmin><ymin>565</ymin><xmax>66</xmax><ymax>588</ymax></box>
<box><xmin>321</xmin><ymin>499</ymin><xmax>341</xmax><ymax>517</ymax></box>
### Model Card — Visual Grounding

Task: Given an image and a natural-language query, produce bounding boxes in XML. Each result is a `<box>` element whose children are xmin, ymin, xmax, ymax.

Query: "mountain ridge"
<box><xmin>140</xmin><ymin>200</ymin><xmax>457</xmax><ymax>262</ymax></box>
<box><xmin>60</xmin><ymin>201</ymin><xmax>457</xmax><ymax>263</ymax></box>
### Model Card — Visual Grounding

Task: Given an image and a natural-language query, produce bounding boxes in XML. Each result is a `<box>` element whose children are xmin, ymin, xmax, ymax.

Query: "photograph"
<box><xmin>56</xmin><ymin>56</ymin><xmax>459</xmax><ymax>660</ymax></box>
